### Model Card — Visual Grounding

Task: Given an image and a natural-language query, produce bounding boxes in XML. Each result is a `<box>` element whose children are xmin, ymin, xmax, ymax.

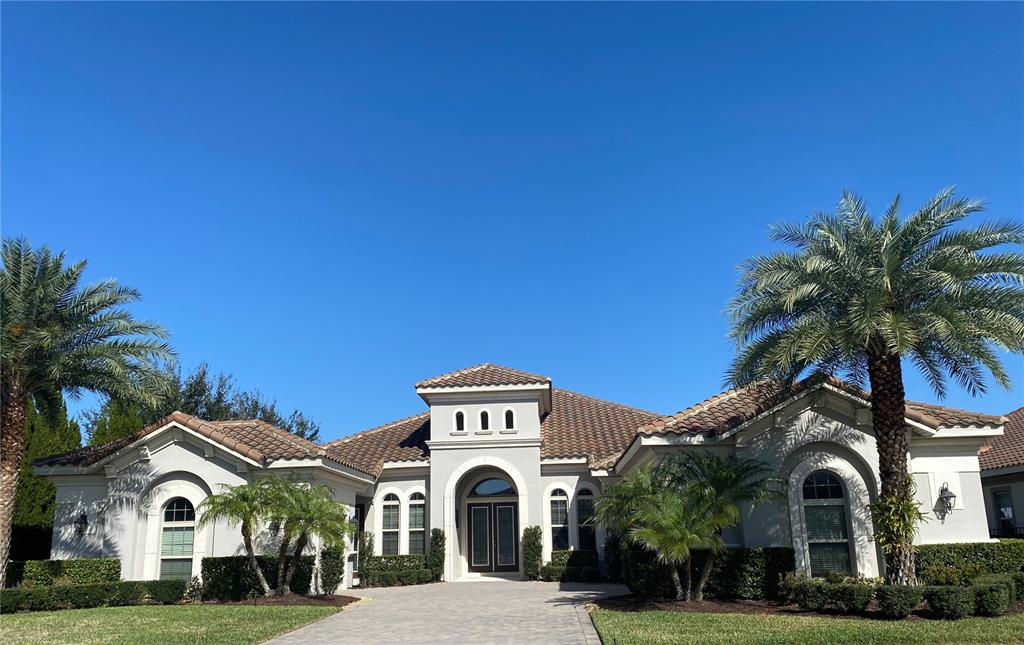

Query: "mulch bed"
<box><xmin>593</xmin><ymin>595</ymin><xmax>1024</xmax><ymax>621</ymax></box>
<box><xmin>207</xmin><ymin>593</ymin><xmax>361</xmax><ymax>608</ymax></box>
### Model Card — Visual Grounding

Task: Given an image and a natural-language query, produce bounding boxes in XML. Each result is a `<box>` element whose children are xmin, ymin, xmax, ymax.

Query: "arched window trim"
<box><xmin>502</xmin><ymin>408</ymin><xmax>516</xmax><ymax>433</ymax></box>
<box><xmin>159</xmin><ymin>497</ymin><xmax>196</xmax><ymax>580</ymax></box>
<box><xmin>549</xmin><ymin>488</ymin><xmax>570</xmax><ymax>551</ymax></box>
<box><xmin>801</xmin><ymin>469</ymin><xmax>852</xmax><ymax>578</ymax></box>
<box><xmin>408</xmin><ymin>492</ymin><xmax>426</xmax><ymax>555</ymax></box>
<box><xmin>381</xmin><ymin>493</ymin><xmax>401</xmax><ymax>555</ymax></box>
<box><xmin>478</xmin><ymin>409</ymin><xmax>491</xmax><ymax>433</ymax></box>
<box><xmin>453</xmin><ymin>410</ymin><xmax>467</xmax><ymax>434</ymax></box>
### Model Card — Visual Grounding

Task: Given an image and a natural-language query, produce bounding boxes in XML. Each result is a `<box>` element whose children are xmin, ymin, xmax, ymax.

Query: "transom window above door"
<box><xmin>469</xmin><ymin>477</ymin><xmax>516</xmax><ymax>497</ymax></box>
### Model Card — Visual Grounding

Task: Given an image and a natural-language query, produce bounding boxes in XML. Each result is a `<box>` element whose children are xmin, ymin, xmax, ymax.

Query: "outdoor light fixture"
<box><xmin>74</xmin><ymin>513</ymin><xmax>88</xmax><ymax>537</ymax></box>
<box><xmin>938</xmin><ymin>482</ymin><xmax>957</xmax><ymax>514</ymax></box>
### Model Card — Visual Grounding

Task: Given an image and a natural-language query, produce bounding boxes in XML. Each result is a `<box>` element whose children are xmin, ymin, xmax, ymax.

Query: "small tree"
<box><xmin>277</xmin><ymin>484</ymin><xmax>353</xmax><ymax>595</ymax></box>
<box><xmin>522</xmin><ymin>526</ymin><xmax>543</xmax><ymax>580</ymax></box>
<box><xmin>358</xmin><ymin>530</ymin><xmax>374</xmax><ymax>574</ymax></box>
<box><xmin>427</xmin><ymin>528</ymin><xmax>446</xmax><ymax>581</ymax></box>
<box><xmin>197</xmin><ymin>481</ymin><xmax>280</xmax><ymax>596</ymax></box>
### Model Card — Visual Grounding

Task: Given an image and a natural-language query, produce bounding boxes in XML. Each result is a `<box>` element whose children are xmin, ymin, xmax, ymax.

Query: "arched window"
<box><xmin>408</xmin><ymin>492</ymin><xmax>426</xmax><ymax>555</ymax></box>
<box><xmin>454</xmin><ymin>411</ymin><xmax>466</xmax><ymax>433</ymax></box>
<box><xmin>504</xmin><ymin>409</ymin><xmax>515</xmax><ymax>431</ymax></box>
<box><xmin>479</xmin><ymin>410</ymin><xmax>490</xmax><ymax>431</ymax></box>
<box><xmin>469</xmin><ymin>477</ymin><xmax>516</xmax><ymax>497</ymax></box>
<box><xmin>160</xmin><ymin>497</ymin><xmax>195</xmax><ymax>580</ymax></box>
<box><xmin>576</xmin><ymin>488</ymin><xmax>596</xmax><ymax>551</ymax></box>
<box><xmin>802</xmin><ymin>471</ymin><xmax>851</xmax><ymax>577</ymax></box>
<box><xmin>381</xmin><ymin>493</ymin><xmax>400</xmax><ymax>555</ymax></box>
<box><xmin>550</xmin><ymin>488</ymin><xmax>569</xmax><ymax>550</ymax></box>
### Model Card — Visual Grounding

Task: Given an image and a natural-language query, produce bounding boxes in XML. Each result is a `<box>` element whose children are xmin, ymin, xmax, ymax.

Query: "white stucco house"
<box><xmin>34</xmin><ymin>363</ymin><xmax>1008</xmax><ymax>589</ymax></box>
<box><xmin>980</xmin><ymin>406</ymin><xmax>1024</xmax><ymax>539</ymax></box>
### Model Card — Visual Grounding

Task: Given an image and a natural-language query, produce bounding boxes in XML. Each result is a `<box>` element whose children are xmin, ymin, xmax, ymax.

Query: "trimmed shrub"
<box><xmin>550</xmin><ymin>550</ymin><xmax>598</xmax><ymax>568</ymax></box>
<box><xmin>1013</xmin><ymin>572</ymin><xmax>1024</xmax><ymax>600</ymax></box>
<box><xmin>973</xmin><ymin>573</ymin><xmax>1017</xmax><ymax>604</ymax></box>
<box><xmin>920</xmin><ymin>563</ymin><xmax>982</xmax><ymax>587</ymax></box>
<box><xmin>790</xmin><ymin>579</ymin><xmax>829</xmax><ymax>611</ymax></box>
<box><xmin>201</xmin><ymin>556</ymin><xmax>313</xmax><ymax>601</ymax></box>
<box><xmin>365</xmin><ymin>568</ymin><xmax>432</xmax><ymax>587</ymax></box>
<box><xmin>362</xmin><ymin>555</ymin><xmax>424</xmax><ymax>574</ymax></box>
<box><xmin>925</xmin><ymin>585</ymin><xmax>976</xmax><ymax>619</ymax></box>
<box><xmin>876</xmin><ymin>585</ymin><xmax>923</xmax><ymax>619</ymax></box>
<box><xmin>320</xmin><ymin>548</ymin><xmax>345</xmax><ymax>594</ymax></box>
<box><xmin>357</xmin><ymin>531</ymin><xmax>373</xmax><ymax>575</ymax></box>
<box><xmin>369</xmin><ymin>571</ymin><xmax>398</xmax><ymax>587</ymax></box>
<box><xmin>604</xmin><ymin>534</ymin><xmax>623</xmax><ymax>583</ymax></box>
<box><xmin>540</xmin><ymin>564</ymin><xmax>565</xmax><ymax>582</ymax></box>
<box><xmin>0</xmin><ymin>580</ymin><xmax>185</xmax><ymax>613</ymax></box>
<box><xmin>522</xmin><ymin>526</ymin><xmax>543</xmax><ymax>581</ymax></box>
<box><xmin>618</xmin><ymin>542</ymin><xmax>675</xmax><ymax>598</ymax></box>
<box><xmin>427</xmin><ymin>529</ymin><xmax>446</xmax><ymax>581</ymax></box>
<box><xmin>917</xmin><ymin>540</ymin><xmax>1024</xmax><ymax>580</ymax></box>
<box><xmin>694</xmin><ymin>547</ymin><xmax>796</xmax><ymax>600</ymax></box>
<box><xmin>830</xmin><ymin>582</ymin><xmax>875</xmax><ymax>613</ymax></box>
<box><xmin>6</xmin><ymin>558</ymin><xmax>121</xmax><ymax>588</ymax></box>
<box><xmin>974</xmin><ymin>583</ymin><xmax>1012</xmax><ymax>617</ymax></box>
<box><xmin>396</xmin><ymin>569</ymin><xmax>420</xmax><ymax>586</ymax></box>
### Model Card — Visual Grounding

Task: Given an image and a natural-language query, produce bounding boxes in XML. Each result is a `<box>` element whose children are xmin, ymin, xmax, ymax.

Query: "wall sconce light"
<box><xmin>938</xmin><ymin>482</ymin><xmax>957</xmax><ymax>515</ymax></box>
<box><xmin>74</xmin><ymin>513</ymin><xmax>88</xmax><ymax>538</ymax></box>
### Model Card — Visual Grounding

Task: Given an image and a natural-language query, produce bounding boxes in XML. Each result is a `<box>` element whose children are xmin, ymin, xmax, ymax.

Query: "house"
<box><xmin>34</xmin><ymin>363</ymin><xmax>1006</xmax><ymax>589</ymax></box>
<box><xmin>980</xmin><ymin>406</ymin><xmax>1024</xmax><ymax>539</ymax></box>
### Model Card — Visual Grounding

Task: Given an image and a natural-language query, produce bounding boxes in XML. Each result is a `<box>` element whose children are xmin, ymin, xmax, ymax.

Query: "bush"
<box><xmin>604</xmin><ymin>534</ymin><xmax>623</xmax><ymax>583</ymax></box>
<box><xmin>368</xmin><ymin>571</ymin><xmax>398</xmax><ymax>587</ymax></box>
<box><xmin>427</xmin><ymin>529</ymin><xmax>446</xmax><ymax>581</ymax></box>
<box><xmin>876</xmin><ymin>585</ymin><xmax>923</xmax><ymax>619</ymax></box>
<box><xmin>830</xmin><ymin>582</ymin><xmax>875</xmax><ymax>613</ymax></box>
<box><xmin>0</xmin><ymin>580</ymin><xmax>186</xmax><ymax>613</ymax></box>
<box><xmin>925</xmin><ymin>585</ymin><xmax>976</xmax><ymax>619</ymax></box>
<box><xmin>1013</xmin><ymin>572</ymin><xmax>1024</xmax><ymax>599</ymax></box>
<box><xmin>693</xmin><ymin>547</ymin><xmax>796</xmax><ymax>600</ymax></box>
<box><xmin>790</xmin><ymin>579</ymin><xmax>829</xmax><ymax>611</ymax></box>
<box><xmin>917</xmin><ymin>540</ymin><xmax>1024</xmax><ymax>580</ymax></box>
<box><xmin>522</xmin><ymin>526</ymin><xmax>543</xmax><ymax>580</ymax></box>
<box><xmin>550</xmin><ymin>550</ymin><xmax>598</xmax><ymax>568</ymax></box>
<box><xmin>974</xmin><ymin>583</ymin><xmax>1012</xmax><ymax>617</ymax></box>
<box><xmin>5</xmin><ymin>558</ymin><xmax>121</xmax><ymax>588</ymax></box>
<box><xmin>920</xmin><ymin>563</ymin><xmax>983</xmax><ymax>586</ymax></box>
<box><xmin>973</xmin><ymin>573</ymin><xmax>1017</xmax><ymax>604</ymax></box>
<box><xmin>357</xmin><ymin>531</ymin><xmax>373</xmax><ymax>574</ymax></box>
<box><xmin>618</xmin><ymin>542</ymin><xmax>675</xmax><ymax>598</ymax></box>
<box><xmin>320</xmin><ymin>548</ymin><xmax>345</xmax><ymax>594</ymax></box>
<box><xmin>539</xmin><ymin>564</ymin><xmax>565</xmax><ymax>582</ymax></box>
<box><xmin>201</xmin><ymin>556</ymin><xmax>313</xmax><ymax>601</ymax></box>
<box><xmin>365</xmin><ymin>568</ymin><xmax>432</xmax><ymax>587</ymax></box>
<box><xmin>362</xmin><ymin>555</ymin><xmax>424</xmax><ymax>574</ymax></box>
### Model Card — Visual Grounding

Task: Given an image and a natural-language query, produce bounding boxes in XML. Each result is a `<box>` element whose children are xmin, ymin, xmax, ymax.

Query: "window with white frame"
<box><xmin>381</xmin><ymin>493</ymin><xmax>400</xmax><ymax>555</ymax></box>
<box><xmin>550</xmin><ymin>488</ymin><xmax>569</xmax><ymax>550</ymax></box>
<box><xmin>408</xmin><ymin>492</ymin><xmax>426</xmax><ymax>554</ymax></box>
<box><xmin>454</xmin><ymin>410</ymin><xmax>465</xmax><ymax>432</ymax></box>
<box><xmin>504</xmin><ymin>409</ymin><xmax>515</xmax><ymax>431</ymax></box>
<box><xmin>802</xmin><ymin>471</ymin><xmax>852</xmax><ymax>577</ymax></box>
<box><xmin>576</xmin><ymin>488</ymin><xmax>596</xmax><ymax>551</ymax></box>
<box><xmin>479</xmin><ymin>410</ymin><xmax>490</xmax><ymax>431</ymax></box>
<box><xmin>160</xmin><ymin>497</ymin><xmax>196</xmax><ymax>580</ymax></box>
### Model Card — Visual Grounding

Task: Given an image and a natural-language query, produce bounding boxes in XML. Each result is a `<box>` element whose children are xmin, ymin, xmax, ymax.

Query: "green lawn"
<box><xmin>0</xmin><ymin>604</ymin><xmax>338</xmax><ymax>644</ymax></box>
<box><xmin>590</xmin><ymin>609</ymin><xmax>1024</xmax><ymax>645</ymax></box>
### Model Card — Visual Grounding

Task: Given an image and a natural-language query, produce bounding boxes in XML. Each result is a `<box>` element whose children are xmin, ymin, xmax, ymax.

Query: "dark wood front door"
<box><xmin>467</xmin><ymin>502</ymin><xmax>518</xmax><ymax>573</ymax></box>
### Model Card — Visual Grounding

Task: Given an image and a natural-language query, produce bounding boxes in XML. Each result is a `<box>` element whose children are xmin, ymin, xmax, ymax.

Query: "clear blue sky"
<box><xmin>3</xmin><ymin>2</ymin><xmax>1022</xmax><ymax>441</ymax></box>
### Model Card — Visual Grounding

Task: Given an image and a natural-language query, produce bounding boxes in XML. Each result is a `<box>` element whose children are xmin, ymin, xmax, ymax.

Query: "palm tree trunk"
<box><xmin>693</xmin><ymin>551</ymin><xmax>716</xmax><ymax>602</ymax></box>
<box><xmin>669</xmin><ymin>564</ymin><xmax>685</xmax><ymax>601</ymax></box>
<box><xmin>681</xmin><ymin>558</ymin><xmax>692</xmax><ymax>602</ymax></box>
<box><xmin>274</xmin><ymin>530</ymin><xmax>292</xmax><ymax>595</ymax></box>
<box><xmin>0</xmin><ymin>379</ymin><xmax>27</xmax><ymax>588</ymax></box>
<box><xmin>241</xmin><ymin>521</ymin><xmax>272</xmax><ymax>596</ymax></box>
<box><xmin>283</xmin><ymin>532</ymin><xmax>309</xmax><ymax>594</ymax></box>
<box><xmin>866</xmin><ymin>348</ymin><xmax>916</xmax><ymax>585</ymax></box>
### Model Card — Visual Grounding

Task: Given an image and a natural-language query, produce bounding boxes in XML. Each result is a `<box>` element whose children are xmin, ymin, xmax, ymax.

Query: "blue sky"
<box><xmin>3</xmin><ymin>2</ymin><xmax>1022</xmax><ymax>441</ymax></box>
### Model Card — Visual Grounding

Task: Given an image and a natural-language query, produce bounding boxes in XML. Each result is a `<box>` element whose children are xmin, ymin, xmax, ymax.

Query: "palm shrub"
<box><xmin>0</xmin><ymin>239</ymin><xmax>175</xmax><ymax>586</ymax></box>
<box><xmin>727</xmin><ymin>189</ymin><xmax>1024</xmax><ymax>584</ymax></box>
<box><xmin>275</xmin><ymin>483</ymin><xmax>353</xmax><ymax>595</ymax></box>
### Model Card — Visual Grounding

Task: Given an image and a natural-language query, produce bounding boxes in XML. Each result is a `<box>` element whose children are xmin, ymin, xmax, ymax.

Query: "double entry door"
<box><xmin>467</xmin><ymin>501</ymin><xmax>519</xmax><ymax>573</ymax></box>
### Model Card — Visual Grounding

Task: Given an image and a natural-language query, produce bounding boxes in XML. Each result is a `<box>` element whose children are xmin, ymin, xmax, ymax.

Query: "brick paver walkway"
<box><xmin>264</xmin><ymin>581</ymin><xmax>629</xmax><ymax>644</ymax></box>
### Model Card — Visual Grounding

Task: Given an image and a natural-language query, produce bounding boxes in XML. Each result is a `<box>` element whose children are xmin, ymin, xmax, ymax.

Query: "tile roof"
<box><xmin>323</xmin><ymin>412</ymin><xmax>431</xmax><ymax>477</ymax></box>
<box><xmin>639</xmin><ymin>377</ymin><xmax>1005</xmax><ymax>437</ymax></box>
<box><xmin>979</xmin><ymin>406</ymin><xmax>1024</xmax><ymax>471</ymax></box>
<box><xmin>415</xmin><ymin>363</ymin><xmax>551</xmax><ymax>389</ymax></box>
<box><xmin>33</xmin><ymin>412</ymin><xmax>323</xmax><ymax>468</ymax></box>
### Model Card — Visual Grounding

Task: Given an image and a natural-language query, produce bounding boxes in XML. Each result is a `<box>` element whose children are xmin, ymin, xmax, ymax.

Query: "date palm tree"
<box><xmin>0</xmin><ymin>238</ymin><xmax>173</xmax><ymax>586</ymax></box>
<box><xmin>727</xmin><ymin>188</ymin><xmax>1024</xmax><ymax>584</ymax></box>
<box><xmin>595</xmin><ymin>466</ymin><xmax>723</xmax><ymax>600</ymax></box>
<box><xmin>658</xmin><ymin>452</ymin><xmax>778</xmax><ymax>600</ymax></box>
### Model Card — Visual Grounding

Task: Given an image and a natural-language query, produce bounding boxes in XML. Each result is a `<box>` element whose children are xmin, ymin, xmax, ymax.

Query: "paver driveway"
<box><xmin>265</xmin><ymin>581</ymin><xmax>629</xmax><ymax>645</ymax></box>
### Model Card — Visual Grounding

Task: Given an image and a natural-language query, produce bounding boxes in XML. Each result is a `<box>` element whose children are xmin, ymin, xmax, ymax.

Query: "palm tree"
<box><xmin>0</xmin><ymin>238</ymin><xmax>173</xmax><ymax>586</ymax></box>
<box><xmin>277</xmin><ymin>484</ymin><xmax>352</xmax><ymax>595</ymax></box>
<box><xmin>595</xmin><ymin>466</ymin><xmax>723</xmax><ymax>600</ymax></box>
<box><xmin>727</xmin><ymin>188</ymin><xmax>1024</xmax><ymax>584</ymax></box>
<box><xmin>658</xmin><ymin>452</ymin><xmax>778</xmax><ymax>600</ymax></box>
<box><xmin>197</xmin><ymin>480</ymin><xmax>282</xmax><ymax>596</ymax></box>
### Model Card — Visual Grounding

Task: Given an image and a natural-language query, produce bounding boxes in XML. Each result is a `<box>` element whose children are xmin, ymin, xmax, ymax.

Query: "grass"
<box><xmin>0</xmin><ymin>604</ymin><xmax>338</xmax><ymax>644</ymax></box>
<box><xmin>590</xmin><ymin>608</ymin><xmax>1024</xmax><ymax>645</ymax></box>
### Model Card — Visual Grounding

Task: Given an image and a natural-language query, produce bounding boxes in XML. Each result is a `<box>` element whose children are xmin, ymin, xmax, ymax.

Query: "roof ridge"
<box><xmin>415</xmin><ymin>362</ymin><xmax>551</xmax><ymax>388</ymax></box>
<box><xmin>552</xmin><ymin>387</ymin><xmax>662</xmax><ymax>417</ymax></box>
<box><xmin>323</xmin><ymin>410</ymin><xmax>431</xmax><ymax>448</ymax></box>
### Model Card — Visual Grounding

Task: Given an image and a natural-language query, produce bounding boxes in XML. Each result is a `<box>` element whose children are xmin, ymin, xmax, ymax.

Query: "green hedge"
<box><xmin>916</xmin><ymin>540</ymin><xmax>1024</xmax><ymax>581</ymax></box>
<box><xmin>924</xmin><ymin>585</ymin><xmax>976</xmax><ymax>619</ymax></box>
<box><xmin>540</xmin><ymin>564</ymin><xmax>602</xmax><ymax>583</ymax></box>
<box><xmin>0</xmin><ymin>580</ymin><xmax>184</xmax><ymax>613</ymax></box>
<box><xmin>973</xmin><ymin>583</ymin><xmax>1012</xmax><ymax>617</ymax></box>
<box><xmin>522</xmin><ymin>526</ymin><xmax>543</xmax><ymax>581</ymax></box>
<box><xmin>786</xmin><ymin>579</ymin><xmax>879</xmax><ymax>614</ymax></box>
<box><xmin>320</xmin><ymin>548</ymin><xmax>345</xmax><ymax>594</ymax></box>
<box><xmin>427</xmin><ymin>529</ymin><xmax>446</xmax><ymax>582</ymax></box>
<box><xmin>5</xmin><ymin>558</ymin><xmax>121</xmax><ymax>588</ymax></box>
<box><xmin>362</xmin><ymin>555</ymin><xmax>425</xmax><ymax>574</ymax></box>
<box><xmin>201</xmin><ymin>556</ymin><xmax>313</xmax><ymax>601</ymax></box>
<box><xmin>364</xmin><ymin>568</ymin><xmax>433</xmax><ymax>587</ymax></box>
<box><xmin>876</xmin><ymin>585</ymin><xmax>923</xmax><ymax>619</ymax></box>
<box><xmin>549</xmin><ymin>550</ymin><xmax>598</xmax><ymax>568</ymax></box>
